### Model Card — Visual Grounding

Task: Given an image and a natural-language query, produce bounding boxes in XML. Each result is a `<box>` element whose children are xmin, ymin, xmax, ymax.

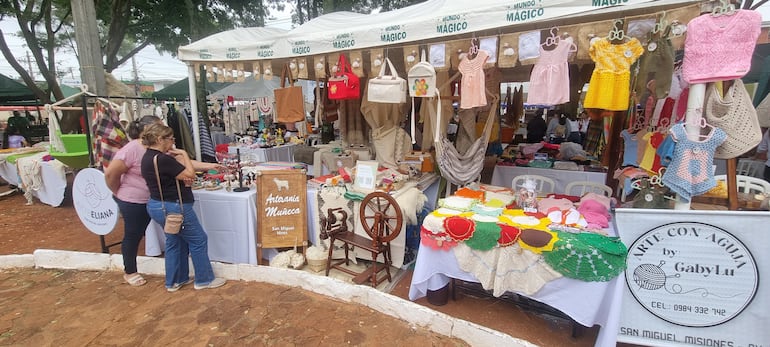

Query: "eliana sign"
<box><xmin>72</xmin><ymin>168</ymin><xmax>119</xmax><ymax>236</ymax></box>
<box><xmin>615</xmin><ymin>209</ymin><xmax>769</xmax><ymax>347</ymax></box>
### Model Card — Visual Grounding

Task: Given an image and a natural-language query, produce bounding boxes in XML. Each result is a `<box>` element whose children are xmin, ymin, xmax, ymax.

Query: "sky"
<box><xmin>1</xmin><ymin>4</ymin><xmax>769</xmax><ymax>84</ymax></box>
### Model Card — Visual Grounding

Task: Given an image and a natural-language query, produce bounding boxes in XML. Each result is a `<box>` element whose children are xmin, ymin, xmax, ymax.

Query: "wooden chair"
<box><xmin>324</xmin><ymin>192</ymin><xmax>403</xmax><ymax>287</ymax></box>
<box><xmin>565</xmin><ymin>181</ymin><xmax>613</xmax><ymax>197</ymax></box>
<box><xmin>714</xmin><ymin>175</ymin><xmax>770</xmax><ymax>195</ymax></box>
<box><xmin>512</xmin><ymin>175</ymin><xmax>556</xmax><ymax>194</ymax></box>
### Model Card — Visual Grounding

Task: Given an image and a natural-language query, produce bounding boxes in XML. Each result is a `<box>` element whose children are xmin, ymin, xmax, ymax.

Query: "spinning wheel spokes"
<box><xmin>359</xmin><ymin>192</ymin><xmax>403</xmax><ymax>243</ymax></box>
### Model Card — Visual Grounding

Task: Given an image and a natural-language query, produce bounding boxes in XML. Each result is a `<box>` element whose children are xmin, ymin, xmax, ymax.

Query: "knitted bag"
<box><xmin>704</xmin><ymin>80</ymin><xmax>762</xmax><ymax>159</ymax></box>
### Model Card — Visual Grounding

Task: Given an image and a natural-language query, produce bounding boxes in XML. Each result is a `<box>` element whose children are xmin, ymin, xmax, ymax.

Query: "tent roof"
<box><xmin>177</xmin><ymin>0</ymin><xmax>700</xmax><ymax>62</ymax></box>
<box><xmin>152</xmin><ymin>78</ymin><xmax>231</xmax><ymax>100</ymax></box>
<box><xmin>0</xmin><ymin>74</ymin><xmax>37</xmax><ymax>102</ymax></box>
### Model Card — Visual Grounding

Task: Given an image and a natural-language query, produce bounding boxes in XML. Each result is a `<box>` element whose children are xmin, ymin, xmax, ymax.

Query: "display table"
<box><xmin>491</xmin><ymin>165</ymin><xmax>607</xmax><ymax>194</ymax></box>
<box><xmin>306</xmin><ymin>175</ymin><xmax>441</xmax><ymax>269</ymax></box>
<box><xmin>145</xmin><ymin>188</ymin><xmax>260</xmax><ymax>264</ymax></box>
<box><xmin>408</xmin><ymin>245</ymin><xmax>624</xmax><ymax>347</ymax></box>
<box><xmin>0</xmin><ymin>151</ymin><xmax>67</xmax><ymax>207</ymax></box>
<box><xmin>228</xmin><ymin>144</ymin><xmax>295</xmax><ymax>163</ymax></box>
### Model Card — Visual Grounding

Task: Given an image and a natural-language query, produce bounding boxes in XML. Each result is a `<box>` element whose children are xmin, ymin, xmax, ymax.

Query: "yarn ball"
<box><xmin>633</xmin><ymin>263</ymin><xmax>667</xmax><ymax>290</ymax></box>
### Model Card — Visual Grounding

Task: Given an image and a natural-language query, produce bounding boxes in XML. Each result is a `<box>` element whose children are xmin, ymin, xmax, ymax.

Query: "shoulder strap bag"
<box><xmin>154</xmin><ymin>154</ymin><xmax>184</xmax><ymax>234</ymax></box>
<box><xmin>274</xmin><ymin>63</ymin><xmax>306</xmax><ymax>123</ymax></box>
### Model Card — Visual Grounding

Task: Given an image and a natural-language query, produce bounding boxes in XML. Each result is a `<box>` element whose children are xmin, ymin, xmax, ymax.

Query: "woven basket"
<box><xmin>307</xmin><ymin>258</ymin><xmax>326</xmax><ymax>272</ymax></box>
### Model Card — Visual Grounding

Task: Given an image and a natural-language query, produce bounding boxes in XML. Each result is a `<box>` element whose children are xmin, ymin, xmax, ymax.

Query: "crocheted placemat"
<box><xmin>543</xmin><ymin>231</ymin><xmax>627</xmax><ymax>282</ymax></box>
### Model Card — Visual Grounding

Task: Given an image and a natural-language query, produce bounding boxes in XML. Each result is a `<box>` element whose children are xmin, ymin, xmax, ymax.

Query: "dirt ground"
<box><xmin>0</xmin><ymin>181</ymin><xmax>602</xmax><ymax>347</ymax></box>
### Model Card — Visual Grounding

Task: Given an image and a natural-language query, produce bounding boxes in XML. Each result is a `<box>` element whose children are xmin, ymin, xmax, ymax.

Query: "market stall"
<box><xmin>0</xmin><ymin>149</ymin><xmax>67</xmax><ymax>207</ymax></box>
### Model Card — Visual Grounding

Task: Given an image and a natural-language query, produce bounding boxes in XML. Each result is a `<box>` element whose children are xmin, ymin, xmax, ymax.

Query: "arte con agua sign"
<box><xmin>615</xmin><ymin>209</ymin><xmax>769</xmax><ymax>347</ymax></box>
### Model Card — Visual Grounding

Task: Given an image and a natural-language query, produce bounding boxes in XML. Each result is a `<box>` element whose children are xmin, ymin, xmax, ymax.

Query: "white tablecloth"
<box><xmin>306</xmin><ymin>176</ymin><xmax>441</xmax><ymax>269</ymax></box>
<box><xmin>228</xmin><ymin>144</ymin><xmax>295</xmax><ymax>163</ymax></box>
<box><xmin>491</xmin><ymin>165</ymin><xmax>607</xmax><ymax>194</ymax></box>
<box><xmin>145</xmin><ymin>188</ymin><xmax>259</xmax><ymax>264</ymax></box>
<box><xmin>0</xmin><ymin>154</ymin><xmax>67</xmax><ymax>207</ymax></box>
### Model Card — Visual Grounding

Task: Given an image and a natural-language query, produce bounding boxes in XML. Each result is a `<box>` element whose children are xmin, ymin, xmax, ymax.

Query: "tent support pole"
<box><xmin>187</xmin><ymin>63</ymin><xmax>202</xmax><ymax>161</ymax></box>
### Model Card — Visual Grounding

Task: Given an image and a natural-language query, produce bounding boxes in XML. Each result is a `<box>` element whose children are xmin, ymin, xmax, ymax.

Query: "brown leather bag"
<box><xmin>274</xmin><ymin>63</ymin><xmax>305</xmax><ymax>123</ymax></box>
<box><xmin>322</xmin><ymin>85</ymin><xmax>339</xmax><ymax>122</ymax></box>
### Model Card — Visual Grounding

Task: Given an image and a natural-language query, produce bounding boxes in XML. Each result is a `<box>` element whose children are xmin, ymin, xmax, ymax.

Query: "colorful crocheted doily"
<box><xmin>443</xmin><ymin>216</ymin><xmax>476</xmax><ymax>241</ymax></box>
<box><xmin>420</xmin><ymin>227</ymin><xmax>457</xmax><ymax>250</ymax></box>
<box><xmin>497</xmin><ymin>224</ymin><xmax>521</xmax><ymax>247</ymax></box>
<box><xmin>518</xmin><ymin>228</ymin><xmax>559</xmax><ymax>254</ymax></box>
<box><xmin>464</xmin><ymin>222</ymin><xmax>501</xmax><ymax>251</ymax></box>
<box><xmin>543</xmin><ymin>232</ymin><xmax>628</xmax><ymax>282</ymax></box>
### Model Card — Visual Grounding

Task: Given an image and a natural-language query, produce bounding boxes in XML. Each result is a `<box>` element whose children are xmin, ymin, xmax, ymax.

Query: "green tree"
<box><xmin>266</xmin><ymin>0</ymin><xmax>425</xmax><ymax>26</ymax></box>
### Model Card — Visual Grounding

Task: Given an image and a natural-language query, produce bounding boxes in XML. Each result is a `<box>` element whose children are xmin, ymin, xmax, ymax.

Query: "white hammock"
<box><xmin>431</xmin><ymin>90</ymin><xmax>498</xmax><ymax>187</ymax></box>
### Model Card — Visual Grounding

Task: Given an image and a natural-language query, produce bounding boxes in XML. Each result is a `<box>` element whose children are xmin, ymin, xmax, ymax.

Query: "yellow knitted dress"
<box><xmin>583</xmin><ymin>38</ymin><xmax>644</xmax><ymax>111</ymax></box>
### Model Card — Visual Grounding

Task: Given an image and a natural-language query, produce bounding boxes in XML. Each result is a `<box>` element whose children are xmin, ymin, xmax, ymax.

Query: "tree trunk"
<box><xmin>103</xmin><ymin>0</ymin><xmax>132</xmax><ymax>72</ymax></box>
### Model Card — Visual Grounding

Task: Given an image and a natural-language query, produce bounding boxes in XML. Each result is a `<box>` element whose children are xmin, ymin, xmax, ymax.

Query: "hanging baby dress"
<box><xmin>527</xmin><ymin>37</ymin><xmax>574</xmax><ymax>106</ymax></box>
<box><xmin>661</xmin><ymin>123</ymin><xmax>726</xmax><ymax>201</ymax></box>
<box><xmin>458</xmin><ymin>50</ymin><xmax>489</xmax><ymax>109</ymax></box>
<box><xmin>583</xmin><ymin>38</ymin><xmax>644</xmax><ymax>111</ymax></box>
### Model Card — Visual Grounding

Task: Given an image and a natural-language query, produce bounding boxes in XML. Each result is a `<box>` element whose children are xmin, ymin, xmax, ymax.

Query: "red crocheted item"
<box><xmin>497</xmin><ymin>224</ymin><xmax>521</xmax><ymax>247</ymax></box>
<box><xmin>420</xmin><ymin>227</ymin><xmax>457</xmax><ymax>250</ymax></box>
<box><xmin>443</xmin><ymin>216</ymin><xmax>476</xmax><ymax>241</ymax></box>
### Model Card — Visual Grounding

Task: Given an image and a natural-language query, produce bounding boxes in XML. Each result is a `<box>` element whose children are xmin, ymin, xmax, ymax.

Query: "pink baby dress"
<box><xmin>527</xmin><ymin>37</ymin><xmax>574</xmax><ymax>106</ymax></box>
<box><xmin>458</xmin><ymin>50</ymin><xmax>489</xmax><ymax>109</ymax></box>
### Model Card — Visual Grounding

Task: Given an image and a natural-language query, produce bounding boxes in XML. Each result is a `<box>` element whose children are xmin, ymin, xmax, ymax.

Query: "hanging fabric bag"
<box><xmin>703</xmin><ymin>80</ymin><xmax>762</xmax><ymax>159</ymax></box>
<box><xmin>274</xmin><ymin>63</ymin><xmax>306</xmax><ymax>123</ymax></box>
<box><xmin>367</xmin><ymin>57</ymin><xmax>407</xmax><ymax>104</ymax></box>
<box><xmin>328</xmin><ymin>54</ymin><xmax>360</xmax><ymax>100</ymax></box>
<box><xmin>407</xmin><ymin>50</ymin><xmax>437</xmax><ymax>98</ymax></box>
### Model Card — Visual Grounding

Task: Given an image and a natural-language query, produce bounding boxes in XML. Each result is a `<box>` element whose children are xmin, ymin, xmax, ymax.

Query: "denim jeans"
<box><xmin>114</xmin><ymin>197</ymin><xmax>150</xmax><ymax>274</ymax></box>
<box><xmin>147</xmin><ymin>198</ymin><xmax>215</xmax><ymax>288</ymax></box>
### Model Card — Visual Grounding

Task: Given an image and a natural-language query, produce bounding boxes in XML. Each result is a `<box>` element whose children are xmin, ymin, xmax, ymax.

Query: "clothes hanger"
<box><xmin>542</xmin><ymin>27</ymin><xmax>561</xmax><ymax>50</ymax></box>
<box><xmin>468</xmin><ymin>37</ymin><xmax>479</xmax><ymax>59</ymax></box>
<box><xmin>607</xmin><ymin>19</ymin><xmax>632</xmax><ymax>44</ymax></box>
<box><xmin>711</xmin><ymin>0</ymin><xmax>736</xmax><ymax>16</ymax></box>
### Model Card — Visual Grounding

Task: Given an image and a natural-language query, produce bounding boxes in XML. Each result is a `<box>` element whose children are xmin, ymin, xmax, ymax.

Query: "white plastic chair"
<box><xmin>736</xmin><ymin>159</ymin><xmax>764</xmax><ymax>178</ymax></box>
<box><xmin>565</xmin><ymin>181</ymin><xmax>613</xmax><ymax>197</ymax></box>
<box><xmin>714</xmin><ymin>175</ymin><xmax>770</xmax><ymax>195</ymax></box>
<box><xmin>512</xmin><ymin>175</ymin><xmax>556</xmax><ymax>194</ymax></box>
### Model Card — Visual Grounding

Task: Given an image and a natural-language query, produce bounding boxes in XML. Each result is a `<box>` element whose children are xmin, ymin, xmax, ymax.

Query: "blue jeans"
<box><xmin>147</xmin><ymin>198</ymin><xmax>215</xmax><ymax>288</ymax></box>
<box><xmin>114</xmin><ymin>197</ymin><xmax>150</xmax><ymax>274</ymax></box>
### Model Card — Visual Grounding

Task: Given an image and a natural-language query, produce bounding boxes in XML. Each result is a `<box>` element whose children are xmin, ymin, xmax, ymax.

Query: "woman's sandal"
<box><xmin>124</xmin><ymin>273</ymin><xmax>147</xmax><ymax>287</ymax></box>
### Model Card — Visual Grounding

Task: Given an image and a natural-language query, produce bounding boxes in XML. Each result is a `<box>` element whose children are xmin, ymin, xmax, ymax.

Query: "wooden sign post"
<box><xmin>256</xmin><ymin>170</ymin><xmax>308</xmax><ymax>264</ymax></box>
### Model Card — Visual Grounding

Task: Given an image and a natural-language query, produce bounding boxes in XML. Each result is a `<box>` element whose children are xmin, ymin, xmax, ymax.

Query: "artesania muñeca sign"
<box><xmin>615</xmin><ymin>209</ymin><xmax>769</xmax><ymax>347</ymax></box>
<box><xmin>256</xmin><ymin>170</ymin><xmax>308</xmax><ymax>252</ymax></box>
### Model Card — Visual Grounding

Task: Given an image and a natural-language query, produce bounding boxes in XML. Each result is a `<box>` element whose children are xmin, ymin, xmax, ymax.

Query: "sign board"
<box><xmin>72</xmin><ymin>168</ymin><xmax>119</xmax><ymax>235</ymax></box>
<box><xmin>615</xmin><ymin>209</ymin><xmax>770</xmax><ymax>347</ymax></box>
<box><xmin>256</xmin><ymin>170</ymin><xmax>308</xmax><ymax>259</ymax></box>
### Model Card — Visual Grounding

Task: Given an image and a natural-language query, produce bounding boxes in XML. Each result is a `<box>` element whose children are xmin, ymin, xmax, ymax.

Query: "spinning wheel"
<box><xmin>359</xmin><ymin>191</ymin><xmax>403</xmax><ymax>245</ymax></box>
<box><xmin>325</xmin><ymin>191</ymin><xmax>403</xmax><ymax>287</ymax></box>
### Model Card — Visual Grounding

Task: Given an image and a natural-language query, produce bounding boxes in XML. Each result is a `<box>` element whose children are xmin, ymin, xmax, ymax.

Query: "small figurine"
<box><xmin>275</xmin><ymin>128</ymin><xmax>285</xmax><ymax>145</ymax></box>
<box><xmin>517</xmin><ymin>179</ymin><xmax>538</xmax><ymax>212</ymax></box>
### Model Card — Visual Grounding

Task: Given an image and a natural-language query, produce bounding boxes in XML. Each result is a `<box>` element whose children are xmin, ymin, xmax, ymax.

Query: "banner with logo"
<box><xmin>615</xmin><ymin>209</ymin><xmax>770</xmax><ymax>347</ymax></box>
<box><xmin>179</xmin><ymin>0</ymin><xmax>700</xmax><ymax>61</ymax></box>
<box><xmin>72</xmin><ymin>168</ymin><xmax>119</xmax><ymax>236</ymax></box>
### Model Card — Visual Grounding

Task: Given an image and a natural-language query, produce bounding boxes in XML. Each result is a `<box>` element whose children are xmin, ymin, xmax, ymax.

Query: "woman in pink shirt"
<box><xmin>105</xmin><ymin>116</ymin><xmax>219</xmax><ymax>287</ymax></box>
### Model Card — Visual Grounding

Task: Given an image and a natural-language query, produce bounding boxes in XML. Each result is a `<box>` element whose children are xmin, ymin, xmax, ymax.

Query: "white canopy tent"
<box><xmin>177</xmin><ymin>0</ymin><xmax>701</xmax><ymax>159</ymax></box>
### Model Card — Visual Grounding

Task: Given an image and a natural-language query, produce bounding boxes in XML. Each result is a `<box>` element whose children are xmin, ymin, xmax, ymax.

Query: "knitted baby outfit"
<box><xmin>620</xmin><ymin>129</ymin><xmax>640</xmax><ymax>166</ymax></box>
<box><xmin>682</xmin><ymin>10</ymin><xmax>761</xmax><ymax>84</ymax></box>
<box><xmin>583</xmin><ymin>38</ymin><xmax>644</xmax><ymax>111</ymax></box>
<box><xmin>458</xmin><ymin>50</ymin><xmax>489</xmax><ymax>109</ymax></box>
<box><xmin>527</xmin><ymin>37</ymin><xmax>574</xmax><ymax>106</ymax></box>
<box><xmin>662</xmin><ymin>123</ymin><xmax>726</xmax><ymax>201</ymax></box>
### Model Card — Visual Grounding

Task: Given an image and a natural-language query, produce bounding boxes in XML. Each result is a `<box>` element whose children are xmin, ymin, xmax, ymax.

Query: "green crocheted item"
<box><xmin>543</xmin><ymin>231</ymin><xmax>628</xmax><ymax>282</ymax></box>
<box><xmin>464</xmin><ymin>222</ymin><xmax>501</xmax><ymax>251</ymax></box>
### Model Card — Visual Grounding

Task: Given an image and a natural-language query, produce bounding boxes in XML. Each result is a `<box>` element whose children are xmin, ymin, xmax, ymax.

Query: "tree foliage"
<box><xmin>266</xmin><ymin>0</ymin><xmax>425</xmax><ymax>26</ymax></box>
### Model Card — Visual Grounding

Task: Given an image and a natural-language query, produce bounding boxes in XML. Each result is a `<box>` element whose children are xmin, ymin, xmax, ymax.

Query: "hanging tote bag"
<box><xmin>407</xmin><ymin>50</ymin><xmax>437</xmax><ymax>98</ymax></box>
<box><xmin>327</xmin><ymin>54</ymin><xmax>360</xmax><ymax>100</ymax></box>
<box><xmin>274</xmin><ymin>63</ymin><xmax>306</xmax><ymax>123</ymax></box>
<box><xmin>367</xmin><ymin>57</ymin><xmax>407</xmax><ymax>104</ymax></box>
<box><xmin>703</xmin><ymin>80</ymin><xmax>762</xmax><ymax>159</ymax></box>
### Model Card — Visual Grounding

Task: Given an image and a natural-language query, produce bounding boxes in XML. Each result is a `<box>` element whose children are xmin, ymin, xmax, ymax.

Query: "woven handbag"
<box><xmin>704</xmin><ymin>80</ymin><xmax>762</xmax><ymax>159</ymax></box>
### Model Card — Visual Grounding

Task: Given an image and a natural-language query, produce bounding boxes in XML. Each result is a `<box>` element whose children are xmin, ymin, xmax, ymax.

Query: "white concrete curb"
<box><xmin>0</xmin><ymin>250</ymin><xmax>538</xmax><ymax>347</ymax></box>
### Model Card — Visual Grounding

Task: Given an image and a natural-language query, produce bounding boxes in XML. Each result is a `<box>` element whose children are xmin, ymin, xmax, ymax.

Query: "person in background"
<box><xmin>6</xmin><ymin>127</ymin><xmax>29</xmax><ymax>148</ymax></box>
<box><xmin>577</xmin><ymin>111</ymin><xmax>589</xmax><ymax>145</ymax></box>
<box><xmin>548</xmin><ymin>113</ymin><xmax>569</xmax><ymax>144</ymax></box>
<box><xmin>565</xmin><ymin>112</ymin><xmax>582</xmax><ymax>144</ymax></box>
<box><xmin>7</xmin><ymin>111</ymin><xmax>30</xmax><ymax>144</ymax></box>
<box><xmin>755</xmin><ymin>128</ymin><xmax>770</xmax><ymax>182</ymax></box>
<box><xmin>140</xmin><ymin>123</ymin><xmax>226</xmax><ymax>292</ymax></box>
<box><xmin>105</xmin><ymin>116</ymin><xmax>221</xmax><ymax>287</ymax></box>
<box><xmin>525</xmin><ymin>108</ymin><xmax>547</xmax><ymax>143</ymax></box>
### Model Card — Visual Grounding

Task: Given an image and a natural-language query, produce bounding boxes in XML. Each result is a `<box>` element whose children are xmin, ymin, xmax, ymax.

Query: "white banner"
<box><xmin>615</xmin><ymin>208</ymin><xmax>770</xmax><ymax>347</ymax></box>
<box><xmin>72</xmin><ymin>168</ymin><xmax>119</xmax><ymax>236</ymax></box>
<box><xmin>178</xmin><ymin>0</ymin><xmax>700</xmax><ymax>62</ymax></box>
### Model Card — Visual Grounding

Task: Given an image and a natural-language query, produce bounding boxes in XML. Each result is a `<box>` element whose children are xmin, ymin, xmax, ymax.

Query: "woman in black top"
<box><xmin>140</xmin><ymin>123</ymin><xmax>226</xmax><ymax>292</ymax></box>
